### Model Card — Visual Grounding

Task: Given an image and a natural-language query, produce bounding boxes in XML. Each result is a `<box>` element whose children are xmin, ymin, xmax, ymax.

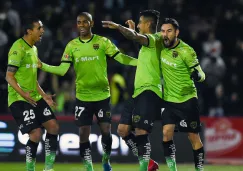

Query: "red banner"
<box><xmin>201</xmin><ymin>117</ymin><xmax>243</xmax><ymax>164</ymax></box>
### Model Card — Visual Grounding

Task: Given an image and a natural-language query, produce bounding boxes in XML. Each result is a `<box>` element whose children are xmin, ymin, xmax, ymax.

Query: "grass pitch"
<box><xmin>0</xmin><ymin>163</ymin><xmax>242</xmax><ymax>171</ymax></box>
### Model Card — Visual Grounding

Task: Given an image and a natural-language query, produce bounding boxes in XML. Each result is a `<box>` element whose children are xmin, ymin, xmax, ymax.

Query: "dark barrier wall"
<box><xmin>0</xmin><ymin>117</ymin><xmax>204</xmax><ymax>163</ymax></box>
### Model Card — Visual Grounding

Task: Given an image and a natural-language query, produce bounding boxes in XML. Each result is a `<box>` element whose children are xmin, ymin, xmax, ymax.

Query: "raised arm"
<box><xmin>102</xmin><ymin>20</ymin><xmax>149</xmax><ymax>46</ymax></box>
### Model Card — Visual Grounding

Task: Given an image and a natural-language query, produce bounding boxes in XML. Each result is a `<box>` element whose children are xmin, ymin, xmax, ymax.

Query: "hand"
<box><xmin>190</xmin><ymin>68</ymin><xmax>201</xmax><ymax>82</ymax></box>
<box><xmin>102</xmin><ymin>21</ymin><xmax>119</xmax><ymax>29</ymax></box>
<box><xmin>125</xmin><ymin>20</ymin><xmax>135</xmax><ymax>30</ymax></box>
<box><xmin>37</xmin><ymin>58</ymin><xmax>42</xmax><ymax>68</ymax></box>
<box><xmin>22</xmin><ymin>91</ymin><xmax>37</xmax><ymax>107</ymax></box>
<box><xmin>43</xmin><ymin>94</ymin><xmax>57</xmax><ymax>108</ymax></box>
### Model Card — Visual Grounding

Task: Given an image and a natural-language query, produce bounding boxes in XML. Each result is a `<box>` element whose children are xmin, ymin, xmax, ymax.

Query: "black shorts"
<box><xmin>74</xmin><ymin>98</ymin><xmax>111</xmax><ymax>126</ymax></box>
<box><xmin>162</xmin><ymin>97</ymin><xmax>201</xmax><ymax>133</ymax></box>
<box><xmin>9</xmin><ymin>99</ymin><xmax>56</xmax><ymax>134</ymax></box>
<box><xmin>132</xmin><ymin>90</ymin><xmax>163</xmax><ymax>133</ymax></box>
<box><xmin>119</xmin><ymin>98</ymin><xmax>134</xmax><ymax>126</ymax></box>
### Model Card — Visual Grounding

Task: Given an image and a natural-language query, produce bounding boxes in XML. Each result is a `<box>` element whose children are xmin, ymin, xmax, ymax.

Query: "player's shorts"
<box><xmin>119</xmin><ymin>98</ymin><xmax>134</xmax><ymax>126</ymax></box>
<box><xmin>74</xmin><ymin>97</ymin><xmax>111</xmax><ymax>126</ymax></box>
<box><xmin>132</xmin><ymin>90</ymin><xmax>163</xmax><ymax>133</ymax></box>
<box><xmin>9</xmin><ymin>99</ymin><xmax>56</xmax><ymax>134</ymax></box>
<box><xmin>162</xmin><ymin>97</ymin><xmax>201</xmax><ymax>133</ymax></box>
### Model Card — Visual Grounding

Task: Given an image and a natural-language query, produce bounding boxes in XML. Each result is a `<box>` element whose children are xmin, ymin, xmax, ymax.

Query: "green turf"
<box><xmin>0</xmin><ymin>163</ymin><xmax>242</xmax><ymax>171</ymax></box>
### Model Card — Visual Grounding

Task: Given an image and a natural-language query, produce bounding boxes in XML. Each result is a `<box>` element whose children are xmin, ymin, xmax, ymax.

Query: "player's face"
<box><xmin>161</xmin><ymin>24</ymin><xmax>179</xmax><ymax>48</ymax></box>
<box><xmin>29</xmin><ymin>21</ymin><xmax>44</xmax><ymax>43</ymax></box>
<box><xmin>77</xmin><ymin>15</ymin><xmax>93</xmax><ymax>37</ymax></box>
<box><xmin>137</xmin><ymin>16</ymin><xmax>149</xmax><ymax>34</ymax></box>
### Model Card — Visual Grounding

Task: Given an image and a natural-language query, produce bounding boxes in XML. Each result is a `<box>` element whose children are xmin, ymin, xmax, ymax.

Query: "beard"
<box><xmin>163</xmin><ymin>37</ymin><xmax>176</xmax><ymax>48</ymax></box>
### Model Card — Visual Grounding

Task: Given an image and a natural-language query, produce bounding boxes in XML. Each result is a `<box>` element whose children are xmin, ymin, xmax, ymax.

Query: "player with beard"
<box><xmin>160</xmin><ymin>18</ymin><xmax>205</xmax><ymax>171</ymax></box>
<box><xmin>6</xmin><ymin>17</ymin><xmax>59</xmax><ymax>171</ymax></box>
<box><xmin>38</xmin><ymin>12</ymin><xmax>137</xmax><ymax>171</ymax></box>
<box><xmin>102</xmin><ymin>10</ymin><xmax>163</xmax><ymax>171</ymax></box>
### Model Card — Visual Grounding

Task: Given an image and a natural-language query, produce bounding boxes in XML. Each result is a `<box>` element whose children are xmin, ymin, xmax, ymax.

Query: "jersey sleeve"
<box><xmin>104</xmin><ymin>38</ymin><xmax>120</xmax><ymax>58</ymax></box>
<box><xmin>182</xmin><ymin>47</ymin><xmax>199</xmax><ymax>68</ymax></box>
<box><xmin>61</xmin><ymin>43</ymin><xmax>73</xmax><ymax>63</ymax></box>
<box><xmin>8</xmin><ymin>44</ymin><xmax>23</xmax><ymax>67</ymax></box>
<box><xmin>145</xmin><ymin>33</ymin><xmax>162</xmax><ymax>48</ymax></box>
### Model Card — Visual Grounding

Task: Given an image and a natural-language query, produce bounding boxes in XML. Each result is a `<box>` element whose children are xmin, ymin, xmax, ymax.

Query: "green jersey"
<box><xmin>61</xmin><ymin>34</ymin><xmax>120</xmax><ymax>101</ymax></box>
<box><xmin>160</xmin><ymin>40</ymin><xmax>199</xmax><ymax>103</ymax></box>
<box><xmin>133</xmin><ymin>33</ymin><xmax>163</xmax><ymax>98</ymax></box>
<box><xmin>7</xmin><ymin>38</ymin><xmax>41</xmax><ymax>106</ymax></box>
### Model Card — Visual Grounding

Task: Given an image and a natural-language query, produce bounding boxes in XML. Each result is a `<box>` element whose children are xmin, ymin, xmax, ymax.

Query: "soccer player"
<box><xmin>38</xmin><ymin>12</ymin><xmax>137</xmax><ymax>171</ymax></box>
<box><xmin>5</xmin><ymin>17</ymin><xmax>59</xmax><ymax>171</ymax></box>
<box><xmin>160</xmin><ymin>18</ymin><xmax>205</xmax><ymax>171</ymax></box>
<box><xmin>102</xmin><ymin>10</ymin><xmax>163</xmax><ymax>171</ymax></box>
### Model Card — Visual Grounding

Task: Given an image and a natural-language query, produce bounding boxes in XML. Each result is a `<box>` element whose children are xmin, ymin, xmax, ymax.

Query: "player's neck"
<box><xmin>170</xmin><ymin>38</ymin><xmax>180</xmax><ymax>49</ymax></box>
<box><xmin>80</xmin><ymin>33</ymin><xmax>93</xmax><ymax>40</ymax></box>
<box><xmin>22</xmin><ymin>35</ymin><xmax>34</xmax><ymax>47</ymax></box>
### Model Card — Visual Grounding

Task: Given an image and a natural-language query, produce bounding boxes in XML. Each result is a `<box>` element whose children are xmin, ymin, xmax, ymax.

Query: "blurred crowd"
<box><xmin>0</xmin><ymin>0</ymin><xmax>242</xmax><ymax>116</ymax></box>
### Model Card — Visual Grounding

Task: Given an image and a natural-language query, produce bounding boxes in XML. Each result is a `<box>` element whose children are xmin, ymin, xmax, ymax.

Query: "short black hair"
<box><xmin>23</xmin><ymin>17</ymin><xmax>40</xmax><ymax>35</ymax></box>
<box><xmin>163</xmin><ymin>18</ymin><xmax>179</xmax><ymax>30</ymax></box>
<box><xmin>77</xmin><ymin>12</ymin><xmax>92</xmax><ymax>21</ymax></box>
<box><xmin>139</xmin><ymin>9</ymin><xmax>160</xmax><ymax>30</ymax></box>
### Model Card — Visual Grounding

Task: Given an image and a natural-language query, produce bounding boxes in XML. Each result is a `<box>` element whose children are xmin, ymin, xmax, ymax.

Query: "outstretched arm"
<box><xmin>114</xmin><ymin>53</ymin><xmax>137</xmax><ymax>66</ymax></box>
<box><xmin>38</xmin><ymin>60</ymin><xmax>71</xmax><ymax>76</ymax></box>
<box><xmin>102</xmin><ymin>20</ymin><xmax>149</xmax><ymax>46</ymax></box>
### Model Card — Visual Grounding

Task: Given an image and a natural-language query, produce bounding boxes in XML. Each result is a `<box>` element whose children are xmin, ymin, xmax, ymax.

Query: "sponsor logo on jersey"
<box><xmin>75</xmin><ymin>56</ymin><xmax>99</xmax><ymax>62</ymax></box>
<box><xmin>26</xmin><ymin>64</ymin><xmax>37</xmax><ymax>68</ymax></box>
<box><xmin>161</xmin><ymin>58</ymin><xmax>177</xmax><ymax>67</ymax></box>
<box><xmin>93</xmin><ymin>44</ymin><xmax>99</xmax><ymax>50</ymax></box>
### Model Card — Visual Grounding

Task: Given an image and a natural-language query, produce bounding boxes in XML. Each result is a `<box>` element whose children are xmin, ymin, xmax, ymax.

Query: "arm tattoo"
<box><xmin>118</xmin><ymin>25</ymin><xmax>137</xmax><ymax>39</ymax></box>
<box><xmin>7</xmin><ymin>66</ymin><xmax>18</xmax><ymax>73</ymax></box>
<box><xmin>118</xmin><ymin>25</ymin><xmax>148</xmax><ymax>46</ymax></box>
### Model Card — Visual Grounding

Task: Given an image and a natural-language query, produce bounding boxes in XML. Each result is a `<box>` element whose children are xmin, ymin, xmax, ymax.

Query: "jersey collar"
<box><xmin>21</xmin><ymin>38</ymin><xmax>33</xmax><ymax>48</ymax></box>
<box><xmin>169</xmin><ymin>39</ymin><xmax>180</xmax><ymax>49</ymax></box>
<box><xmin>79</xmin><ymin>34</ymin><xmax>94</xmax><ymax>43</ymax></box>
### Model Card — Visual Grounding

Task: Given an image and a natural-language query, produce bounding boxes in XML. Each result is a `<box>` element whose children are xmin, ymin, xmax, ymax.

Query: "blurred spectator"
<box><xmin>201</xmin><ymin>55</ymin><xmax>226</xmax><ymax>116</ymax></box>
<box><xmin>202</xmin><ymin>31</ymin><xmax>222</xmax><ymax>57</ymax></box>
<box><xmin>110</xmin><ymin>67</ymin><xmax>129</xmax><ymax>114</ymax></box>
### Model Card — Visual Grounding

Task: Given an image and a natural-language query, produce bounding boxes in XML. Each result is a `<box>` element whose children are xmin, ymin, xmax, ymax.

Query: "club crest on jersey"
<box><xmin>190</xmin><ymin>121</ymin><xmax>197</xmax><ymax>129</ymax></box>
<box><xmin>93</xmin><ymin>44</ymin><xmax>99</xmax><ymax>50</ymax></box>
<box><xmin>172</xmin><ymin>51</ymin><xmax>178</xmax><ymax>58</ymax></box>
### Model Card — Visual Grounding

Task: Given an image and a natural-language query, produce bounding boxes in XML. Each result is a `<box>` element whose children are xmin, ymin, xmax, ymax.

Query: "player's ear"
<box><xmin>176</xmin><ymin>29</ymin><xmax>179</xmax><ymax>37</ymax></box>
<box><xmin>91</xmin><ymin>21</ymin><xmax>94</xmax><ymax>28</ymax></box>
<box><xmin>27</xmin><ymin>28</ymin><xmax>32</xmax><ymax>35</ymax></box>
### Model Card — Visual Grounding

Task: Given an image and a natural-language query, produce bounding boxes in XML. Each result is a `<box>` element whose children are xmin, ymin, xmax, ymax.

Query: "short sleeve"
<box><xmin>61</xmin><ymin>43</ymin><xmax>73</xmax><ymax>63</ymax></box>
<box><xmin>182</xmin><ymin>47</ymin><xmax>199</xmax><ymax>68</ymax></box>
<box><xmin>146</xmin><ymin>33</ymin><xmax>162</xmax><ymax>48</ymax></box>
<box><xmin>104</xmin><ymin>38</ymin><xmax>120</xmax><ymax>58</ymax></box>
<box><xmin>8</xmin><ymin>46</ymin><xmax>23</xmax><ymax>67</ymax></box>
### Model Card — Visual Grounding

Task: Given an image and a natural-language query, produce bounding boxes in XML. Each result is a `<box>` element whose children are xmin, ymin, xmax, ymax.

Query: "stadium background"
<box><xmin>0</xmin><ymin>0</ymin><xmax>243</xmax><ymax>170</ymax></box>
